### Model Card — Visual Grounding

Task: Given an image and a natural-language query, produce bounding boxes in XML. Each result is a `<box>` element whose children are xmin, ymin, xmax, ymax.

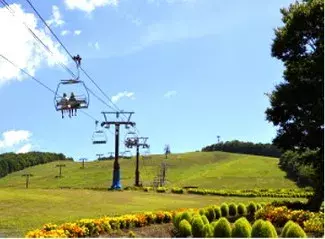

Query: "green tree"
<box><xmin>266</xmin><ymin>0</ymin><xmax>324</xmax><ymax>211</ymax></box>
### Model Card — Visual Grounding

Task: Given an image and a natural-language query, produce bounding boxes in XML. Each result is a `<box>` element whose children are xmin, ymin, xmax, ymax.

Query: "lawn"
<box><xmin>0</xmin><ymin>151</ymin><xmax>299</xmax><ymax>190</ymax></box>
<box><xmin>0</xmin><ymin>188</ymin><xmax>305</xmax><ymax>237</ymax></box>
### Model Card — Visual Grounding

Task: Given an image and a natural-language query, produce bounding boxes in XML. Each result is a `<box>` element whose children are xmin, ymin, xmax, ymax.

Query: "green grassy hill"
<box><xmin>0</xmin><ymin>151</ymin><xmax>298</xmax><ymax>190</ymax></box>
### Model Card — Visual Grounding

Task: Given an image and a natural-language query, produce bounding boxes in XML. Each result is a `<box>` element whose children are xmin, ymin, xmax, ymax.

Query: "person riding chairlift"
<box><xmin>59</xmin><ymin>93</ymin><xmax>69</xmax><ymax>118</ymax></box>
<box><xmin>69</xmin><ymin>92</ymin><xmax>79</xmax><ymax>116</ymax></box>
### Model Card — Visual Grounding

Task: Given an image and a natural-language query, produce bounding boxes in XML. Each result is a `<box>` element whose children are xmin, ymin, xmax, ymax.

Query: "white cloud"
<box><xmin>46</xmin><ymin>5</ymin><xmax>64</xmax><ymax>27</ymax></box>
<box><xmin>0</xmin><ymin>4</ymin><xmax>68</xmax><ymax>84</ymax></box>
<box><xmin>16</xmin><ymin>143</ymin><xmax>33</xmax><ymax>154</ymax></box>
<box><xmin>0</xmin><ymin>130</ymin><xmax>31</xmax><ymax>149</ymax></box>
<box><xmin>112</xmin><ymin>91</ymin><xmax>135</xmax><ymax>103</ymax></box>
<box><xmin>74</xmin><ymin>30</ymin><xmax>82</xmax><ymax>35</ymax></box>
<box><xmin>94</xmin><ymin>42</ymin><xmax>100</xmax><ymax>50</ymax></box>
<box><xmin>64</xmin><ymin>0</ymin><xmax>118</xmax><ymax>13</ymax></box>
<box><xmin>61</xmin><ymin>30</ymin><xmax>70</xmax><ymax>36</ymax></box>
<box><xmin>164</xmin><ymin>90</ymin><xmax>177</xmax><ymax>98</ymax></box>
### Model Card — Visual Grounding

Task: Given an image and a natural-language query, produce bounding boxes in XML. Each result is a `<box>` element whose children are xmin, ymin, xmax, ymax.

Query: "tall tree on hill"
<box><xmin>164</xmin><ymin>144</ymin><xmax>171</xmax><ymax>159</ymax></box>
<box><xmin>265</xmin><ymin>0</ymin><xmax>324</xmax><ymax>211</ymax></box>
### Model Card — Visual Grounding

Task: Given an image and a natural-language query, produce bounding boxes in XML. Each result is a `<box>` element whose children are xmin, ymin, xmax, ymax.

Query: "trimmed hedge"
<box><xmin>213</xmin><ymin>217</ymin><xmax>232</xmax><ymax>238</ymax></box>
<box><xmin>179</xmin><ymin>219</ymin><xmax>192</xmax><ymax>237</ymax></box>
<box><xmin>220</xmin><ymin>203</ymin><xmax>229</xmax><ymax>217</ymax></box>
<box><xmin>232</xmin><ymin>217</ymin><xmax>252</xmax><ymax>238</ymax></box>
<box><xmin>228</xmin><ymin>203</ymin><xmax>237</xmax><ymax>216</ymax></box>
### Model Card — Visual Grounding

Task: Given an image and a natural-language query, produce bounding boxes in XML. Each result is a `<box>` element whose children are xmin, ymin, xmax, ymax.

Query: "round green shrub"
<box><xmin>181</xmin><ymin>212</ymin><xmax>192</xmax><ymax>223</ymax></box>
<box><xmin>213</xmin><ymin>217</ymin><xmax>232</xmax><ymax>238</ymax></box>
<box><xmin>203</xmin><ymin>224</ymin><xmax>214</xmax><ymax>238</ymax></box>
<box><xmin>228</xmin><ymin>203</ymin><xmax>237</xmax><ymax>216</ymax></box>
<box><xmin>214</xmin><ymin>206</ymin><xmax>222</xmax><ymax>219</ymax></box>
<box><xmin>191</xmin><ymin>216</ymin><xmax>204</xmax><ymax>237</ymax></box>
<box><xmin>199</xmin><ymin>208</ymin><xmax>206</xmax><ymax>215</ymax></box>
<box><xmin>285</xmin><ymin>223</ymin><xmax>307</xmax><ymax>238</ymax></box>
<box><xmin>237</xmin><ymin>203</ymin><xmax>247</xmax><ymax>216</ymax></box>
<box><xmin>232</xmin><ymin>217</ymin><xmax>252</xmax><ymax>238</ymax></box>
<box><xmin>201</xmin><ymin>215</ymin><xmax>209</xmax><ymax>225</ymax></box>
<box><xmin>206</xmin><ymin>207</ymin><xmax>216</xmax><ymax>222</ymax></box>
<box><xmin>179</xmin><ymin>219</ymin><xmax>192</xmax><ymax>237</ymax></box>
<box><xmin>247</xmin><ymin>202</ymin><xmax>257</xmax><ymax>215</ymax></box>
<box><xmin>251</xmin><ymin>219</ymin><xmax>266</xmax><ymax>238</ymax></box>
<box><xmin>256</xmin><ymin>203</ymin><xmax>262</xmax><ymax>211</ymax></box>
<box><xmin>173</xmin><ymin>213</ymin><xmax>182</xmax><ymax>229</ymax></box>
<box><xmin>252</xmin><ymin>220</ymin><xmax>277</xmax><ymax>238</ymax></box>
<box><xmin>220</xmin><ymin>203</ymin><xmax>229</xmax><ymax>217</ymax></box>
<box><xmin>281</xmin><ymin>220</ymin><xmax>296</xmax><ymax>237</ymax></box>
<box><xmin>210</xmin><ymin>221</ymin><xmax>218</xmax><ymax>230</ymax></box>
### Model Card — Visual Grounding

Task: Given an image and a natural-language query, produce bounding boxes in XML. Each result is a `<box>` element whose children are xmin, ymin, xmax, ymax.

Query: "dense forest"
<box><xmin>0</xmin><ymin>151</ymin><xmax>73</xmax><ymax>178</ymax></box>
<box><xmin>201</xmin><ymin>140</ymin><xmax>282</xmax><ymax>158</ymax></box>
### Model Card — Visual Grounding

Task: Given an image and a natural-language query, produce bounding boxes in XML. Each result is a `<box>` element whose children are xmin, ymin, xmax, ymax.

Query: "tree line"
<box><xmin>201</xmin><ymin>140</ymin><xmax>282</xmax><ymax>158</ymax></box>
<box><xmin>0</xmin><ymin>151</ymin><xmax>73</xmax><ymax>178</ymax></box>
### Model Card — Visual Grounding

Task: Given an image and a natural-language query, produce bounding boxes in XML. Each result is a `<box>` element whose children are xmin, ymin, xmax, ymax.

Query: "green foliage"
<box><xmin>232</xmin><ymin>217</ymin><xmax>252</xmax><ymax>238</ymax></box>
<box><xmin>214</xmin><ymin>206</ymin><xmax>221</xmax><ymax>220</ymax></box>
<box><xmin>247</xmin><ymin>201</ymin><xmax>257</xmax><ymax>215</ymax></box>
<box><xmin>179</xmin><ymin>219</ymin><xmax>192</xmax><ymax>237</ymax></box>
<box><xmin>202</xmin><ymin>224</ymin><xmax>214</xmax><ymax>238</ymax></box>
<box><xmin>201</xmin><ymin>215</ymin><xmax>209</xmax><ymax>225</ymax></box>
<box><xmin>173</xmin><ymin>213</ymin><xmax>182</xmax><ymax>230</ymax></box>
<box><xmin>266</xmin><ymin>0</ymin><xmax>324</xmax><ymax>211</ymax></box>
<box><xmin>128</xmin><ymin>230</ymin><xmax>136</xmax><ymax>238</ymax></box>
<box><xmin>237</xmin><ymin>203</ymin><xmax>247</xmax><ymax>216</ymax></box>
<box><xmin>256</xmin><ymin>203</ymin><xmax>262</xmax><ymax>211</ymax></box>
<box><xmin>220</xmin><ymin>203</ymin><xmax>229</xmax><ymax>217</ymax></box>
<box><xmin>252</xmin><ymin>220</ymin><xmax>277</xmax><ymax>238</ymax></box>
<box><xmin>228</xmin><ymin>203</ymin><xmax>237</xmax><ymax>216</ymax></box>
<box><xmin>181</xmin><ymin>212</ymin><xmax>192</xmax><ymax>223</ymax></box>
<box><xmin>303</xmin><ymin>212</ymin><xmax>324</xmax><ymax>237</ymax></box>
<box><xmin>281</xmin><ymin>220</ymin><xmax>296</xmax><ymax>237</ymax></box>
<box><xmin>191</xmin><ymin>216</ymin><xmax>204</xmax><ymax>237</ymax></box>
<box><xmin>0</xmin><ymin>152</ymin><xmax>72</xmax><ymax>178</ymax></box>
<box><xmin>213</xmin><ymin>217</ymin><xmax>232</xmax><ymax>238</ymax></box>
<box><xmin>202</xmin><ymin>140</ymin><xmax>281</xmax><ymax>158</ymax></box>
<box><xmin>171</xmin><ymin>187</ymin><xmax>184</xmax><ymax>194</ymax></box>
<box><xmin>199</xmin><ymin>208</ymin><xmax>206</xmax><ymax>216</ymax></box>
<box><xmin>285</xmin><ymin>222</ymin><xmax>307</xmax><ymax>238</ymax></box>
<box><xmin>156</xmin><ymin>187</ymin><xmax>167</xmax><ymax>193</ymax></box>
<box><xmin>206</xmin><ymin>207</ymin><xmax>216</xmax><ymax>222</ymax></box>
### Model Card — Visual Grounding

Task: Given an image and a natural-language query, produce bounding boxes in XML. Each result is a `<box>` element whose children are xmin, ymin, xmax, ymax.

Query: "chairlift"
<box><xmin>92</xmin><ymin>120</ymin><xmax>107</xmax><ymax>144</ymax></box>
<box><xmin>54</xmin><ymin>55</ymin><xmax>90</xmax><ymax>116</ymax></box>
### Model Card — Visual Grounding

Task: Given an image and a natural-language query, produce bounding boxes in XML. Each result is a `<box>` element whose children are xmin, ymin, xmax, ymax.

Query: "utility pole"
<box><xmin>56</xmin><ymin>164</ymin><xmax>66</xmax><ymax>177</ymax></box>
<box><xmin>22</xmin><ymin>173</ymin><xmax>33</xmax><ymax>189</ymax></box>
<box><xmin>79</xmin><ymin>158</ymin><xmax>87</xmax><ymax>169</ymax></box>
<box><xmin>125</xmin><ymin>136</ymin><xmax>149</xmax><ymax>187</ymax></box>
<box><xmin>101</xmin><ymin>111</ymin><xmax>135</xmax><ymax>190</ymax></box>
<box><xmin>108</xmin><ymin>152</ymin><xmax>114</xmax><ymax>160</ymax></box>
<box><xmin>96</xmin><ymin>153</ymin><xmax>104</xmax><ymax>160</ymax></box>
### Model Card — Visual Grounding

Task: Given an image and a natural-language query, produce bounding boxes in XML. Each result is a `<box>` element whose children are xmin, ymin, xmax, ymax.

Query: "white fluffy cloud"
<box><xmin>46</xmin><ymin>5</ymin><xmax>64</xmax><ymax>27</ymax></box>
<box><xmin>88</xmin><ymin>41</ymin><xmax>100</xmax><ymax>50</ymax></box>
<box><xmin>64</xmin><ymin>0</ymin><xmax>118</xmax><ymax>13</ymax></box>
<box><xmin>61</xmin><ymin>30</ymin><xmax>70</xmax><ymax>36</ymax></box>
<box><xmin>17</xmin><ymin>143</ymin><xmax>33</xmax><ymax>154</ymax></box>
<box><xmin>0</xmin><ymin>4</ymin><xmax>68</xmax><ymax>84</ymax></box>
<box><xmin>74</xmin><ymin>30</ymin><xmax>82</xmax><ymax>35</ymax></box>
<box><xmin>0</xmin><ymin>130</ymin><xmax>32</xmax><ymax>149</ymax></box>
<box><xmin>164</xmin><ymin>90</ymin><xmax>177</xmax><ymax>98</ymax></box>
<box><xmin>112</xmin><ymin>91</ymin><xmax>135</xmax><ymax>103</ymax></box>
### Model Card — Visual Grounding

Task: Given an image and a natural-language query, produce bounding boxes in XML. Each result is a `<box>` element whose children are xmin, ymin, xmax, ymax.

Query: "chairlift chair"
<box><xmin>92</xmin><ymin>130</ymin><xmax>107</xmax><ymax>144</ymax></box>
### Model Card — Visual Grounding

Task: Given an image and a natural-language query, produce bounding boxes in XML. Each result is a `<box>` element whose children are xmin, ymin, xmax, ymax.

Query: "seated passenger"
<box><xmin>58</xmin><ymin>93</ymin><xmax>69</xmax><ymax>118</ymax></box>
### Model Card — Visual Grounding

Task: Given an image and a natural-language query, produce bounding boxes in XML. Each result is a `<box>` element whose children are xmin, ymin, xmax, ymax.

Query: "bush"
<box><xmin>128</xmin><ymin>231</ymin><xmax>136</xmax><ymax>238</ymax></box>
<box><xmin>237</xmin><ymin>203</ymin><xmax>247</xmax><ymax>216</ymax></box>
<box><xmin>232</xmin><ymin>217</ymin><xmax>252</xmax><ymax>238</ymax></box>
<box><xmin>203</xmin><ymin>224</ymin><xmax>214</xmax><ymax>238</ymax></box>
<box><xmin>214</xmin><ymin>206</ymin><xmax>222</xmax><ymax>219</ymax></box>
<box><xmin>181</xmin><ymin>212</ymin><xmax>192</xmax><ymax>223</ymax></box>
<box><xmin>252</xmin><ymin>220</ymin><xmax>277</xmax><ymax>238</ymax></box>
<box><xmin>285</xmin><ymin>223</ymin><xmax>307</xmax><ymax>238</ymax></box>
<box><xmin>281</xmin><ymin>220</ymin><xmax>296</xmax><ymax>237</ymax></box>
<box><xmin>171</xmin><ymin>187</ymin><xmax>184</xmax><ymax>194</ymax></box>
<box><xmin>179</xmin><ymin>219</ymin><xmax>192</xmax><ymax>237</ymax></box>
<box><xmin>173</xmin><ymin>213</ymin><xmax>182</xmax><ymax>230</ymax></box>
<box><xmin>191</xmin><ymin>216</ymin><xmax>204</xmax><ymax>237</ymax></box>
<box><xmin>247</xmin><ymin>202</ymin><xmax>257</xmax><ymax>215</ymax></box>
<box><xmin>303</xmin><ymin>212</ymin><xmax>324</xmax><ymax>237</ymax></box>
<box><xmin>206</xmin><ymin>207</ymin><xmax>216</xmax><ymax>222</ymax></box>
<box><xmin>213</xmin><ymin>217</ymin><xmax>232</xmax><ymax>238</ymax></box>
<box><xmin>199</xmin><ymin>208</ymin><xmax>206</xmax><ymax>216</ymax></box>
<box><xmin>220</xmin><ymin>203</ymin><xmax>229</xmax><ymax>217</ymax></box>
<box><xmin>256</xmin><ymin>203</ymin><xmax>262</xmax><ymax>211</ymax></box>
<box><xmin>228</xmin><ymin>203</ymin><xmax>237</xmax><ymax>216</ymax></box>
<box><xmin>156</xmin><ymin>187</ymin><xmax>167</xmax><ymax>193</ymax></box>
<box><xmin>201</xmin><ymin>215</ymin><xmax>209</xmax><ymax>225</ymax></box>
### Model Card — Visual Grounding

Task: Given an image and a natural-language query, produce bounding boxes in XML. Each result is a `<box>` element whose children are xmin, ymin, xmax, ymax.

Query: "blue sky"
<box><xmin>0</xmin><ymin>0</ymin><xmax>294</xmax><ymax>160</ymax></box>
